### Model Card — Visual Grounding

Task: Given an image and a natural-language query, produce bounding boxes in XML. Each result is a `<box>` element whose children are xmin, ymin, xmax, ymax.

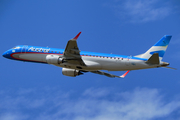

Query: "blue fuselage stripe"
<box><xmin>5</xmin><ymin>45</ymin><xmax>147</xmax><ymax>62</ymax></box>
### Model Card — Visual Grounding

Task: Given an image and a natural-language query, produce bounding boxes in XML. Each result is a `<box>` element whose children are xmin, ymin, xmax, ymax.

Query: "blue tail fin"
<box><xmin>135</xmin><ymin>35</ymin><xmax>172</xmax><ymax>61</ymax></box>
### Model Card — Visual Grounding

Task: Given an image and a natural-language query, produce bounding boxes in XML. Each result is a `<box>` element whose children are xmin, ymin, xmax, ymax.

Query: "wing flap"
<box><xmin>90</xmin><ymin>70</ymin><xmax>130</xmax><ymax>78</ymax></box>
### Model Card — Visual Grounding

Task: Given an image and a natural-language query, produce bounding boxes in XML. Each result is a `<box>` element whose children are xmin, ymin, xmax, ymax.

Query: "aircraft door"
<box><xmin>125</xmin><ymin>56</ymin><xmax>131</xmax><ymax>66</ymax></box>
<box><xmin>21</xmin><ymin>45</ymin><xmax>28</xmax><ymax>53</ymax></box>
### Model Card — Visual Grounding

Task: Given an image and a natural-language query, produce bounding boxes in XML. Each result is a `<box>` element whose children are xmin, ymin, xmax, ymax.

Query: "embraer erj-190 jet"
<box><xmin>2</xmin><ymin>32</ymin><xmax>175</xmax><ymax>78</ymax></box>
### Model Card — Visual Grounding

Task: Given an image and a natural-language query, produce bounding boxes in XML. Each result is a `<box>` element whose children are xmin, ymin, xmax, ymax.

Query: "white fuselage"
<box><xmin>11</xmin><ymin>51</ymin><xmax>158</xmax><ymax>71</ymax></box>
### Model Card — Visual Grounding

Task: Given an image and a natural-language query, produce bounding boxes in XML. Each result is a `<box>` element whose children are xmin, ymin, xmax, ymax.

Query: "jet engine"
<box><xmin>62</xmin><ymin>68</ymin><xmax>83</xmax><ymax>77</ymax></box>
<box><xmin>46</xmin><ymin>55</ymin><xmax>63</xmax><ymax>64</ymax></box>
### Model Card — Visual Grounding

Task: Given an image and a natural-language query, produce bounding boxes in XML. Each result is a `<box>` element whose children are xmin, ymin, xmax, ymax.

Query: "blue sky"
<box><xmin>0</xmin><ymin>0</ymin><xmax>180</xmax><ymax>120</ymax></box>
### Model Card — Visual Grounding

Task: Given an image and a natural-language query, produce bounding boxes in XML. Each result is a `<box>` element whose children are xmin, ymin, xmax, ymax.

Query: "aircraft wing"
<box><xmin>63</xmin><ymin>32</ymin><xmax>86</xmax><ymax>66</ymax></box>
<box><xmin>90</xmin><ymin>70</ymin><xmax>130</xmax><ymax>78</ymax></box>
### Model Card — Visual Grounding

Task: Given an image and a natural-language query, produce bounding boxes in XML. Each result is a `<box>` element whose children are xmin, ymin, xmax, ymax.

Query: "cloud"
<box><xmin>108</xmin><ymin>0</ymin><xmax>172</xmax><ymax>23</ymax></box>
<box><xmin>0</xmin><ymin>113</ymin><xmax>28</xmax><ymax>120</ymax></box>
<box><xmin>82</xmin><ymin>87</ymin><xmax>110</xmax><ymax>98</ymax></box>
<box><xmin>0</xmin><ymin>87</ymin><xmax>180</xmax><ymax>120</ymax></box>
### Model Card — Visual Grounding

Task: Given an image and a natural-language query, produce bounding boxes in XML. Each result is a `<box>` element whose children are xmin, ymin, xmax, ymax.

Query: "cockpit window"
<box><xmin>12</xmin><ymin>46</ymin><xmax>21</xmax><ymax>49</ymax></box>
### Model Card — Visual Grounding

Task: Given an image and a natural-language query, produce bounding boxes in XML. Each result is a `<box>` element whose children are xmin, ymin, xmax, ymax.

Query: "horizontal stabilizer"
<box><xmin>146</xmin><ymin>53</ymin><xmax>159</xmax><ymax>64</ymax></box>
<box><xmin>162</xmin><ymin>66</ymin><xmax>177</xmax><ymax>70</ymax></box>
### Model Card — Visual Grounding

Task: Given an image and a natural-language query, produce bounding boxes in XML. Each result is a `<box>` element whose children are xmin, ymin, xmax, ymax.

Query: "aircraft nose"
<box><xmin>2</xmin><ymin>51</ymin><xmax>7</xmax><ymax>58</ymax></box>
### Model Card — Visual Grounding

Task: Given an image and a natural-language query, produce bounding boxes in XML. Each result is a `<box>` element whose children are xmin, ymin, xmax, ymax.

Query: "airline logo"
<box><xmin>28</xmin><ymin>47</ymin><xmax>50</xmax><ymax>53</ymax></box>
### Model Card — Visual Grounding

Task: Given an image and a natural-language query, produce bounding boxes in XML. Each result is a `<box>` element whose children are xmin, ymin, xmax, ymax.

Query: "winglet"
<box><xmin>73</xmin><ymin>32</ymin><xmax>82</xmax><ymax>40</ymax></box>
<box><xmin>120</xmin><ymin>70</ymin><xmax>130</xmax><ymax>78</ymax></box>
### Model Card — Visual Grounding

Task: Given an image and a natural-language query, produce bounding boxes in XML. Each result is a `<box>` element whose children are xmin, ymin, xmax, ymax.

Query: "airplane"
<box><xmin>2</xmin><ymin>32</ymin><xmax>175</xmax><ymax>78</ymax></box>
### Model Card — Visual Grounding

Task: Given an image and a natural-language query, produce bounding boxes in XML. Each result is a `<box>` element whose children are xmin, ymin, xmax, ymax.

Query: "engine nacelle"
<box><xmin>62</xmin><ymin>68</ymin><xmax>83</xmax><ymax>77</ymax></box>
<box><xmin>46</xmin><ymin>55</ymin><xmax>63</xmax><ymax>64</ymax></box>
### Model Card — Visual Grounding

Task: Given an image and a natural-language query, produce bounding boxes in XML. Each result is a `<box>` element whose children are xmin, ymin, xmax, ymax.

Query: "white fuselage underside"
<box><xmin>12</xmin><ymin>53</ymin><xmax>158</xmax><ymax>71</ymax></box>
